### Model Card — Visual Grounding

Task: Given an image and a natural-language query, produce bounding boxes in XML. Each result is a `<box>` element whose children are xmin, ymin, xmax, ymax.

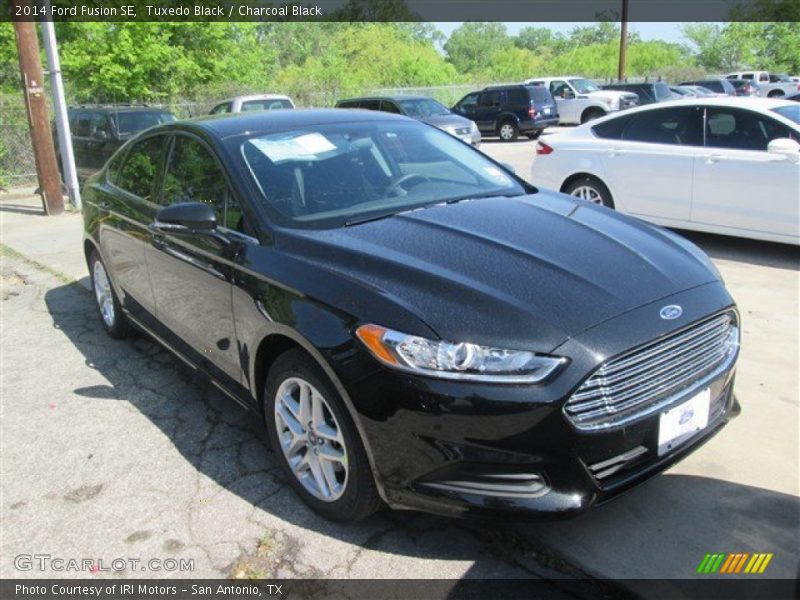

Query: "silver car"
<box><xmin>336</xmin><ymin>95</ymin><xmax>481</xmax><ymax>146</ymax></box>
<box><xmin>210</xmin><ymin>94</ymin><xmax>295</xmax><ymax>114</ymax></box>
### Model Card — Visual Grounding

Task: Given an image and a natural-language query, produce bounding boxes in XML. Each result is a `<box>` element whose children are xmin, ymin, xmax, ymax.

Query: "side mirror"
<box><xmin>93</xmin><ymin>130</ymin><xmax>108</xmax><ymax>140</ymax></box>
<box><xmin>153</xmin><ymin>202</ymin><xmax>217</xmax><ymax>233</ymax></box>
<box><xmin>767</xmin><ymin>138</ymin><xmax>800</xmax><ymax>163</ymax></box>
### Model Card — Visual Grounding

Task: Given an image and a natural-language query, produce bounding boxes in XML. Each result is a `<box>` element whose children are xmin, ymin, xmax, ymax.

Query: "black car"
<box><xmin>680</xmin><ymin>79</ymin><xmax>738</xmax><ymax>97</ymax></box>
<box><xmin>335</xmin><ymin>95</ymin><xmax>480</xmax><ymax>145</ymax></box>
<box><xmin>452</xmin><ymin>85</ymin><xmax>559</xmax><ymax>142</ymax></box>
<box><xmin>83</xmin><ymin>110</ymin><xmax>740</xmax><ymax>522</ymax></box>
<box><xmin>62</xmin><ymin>105</ymin><xmax>176</xmax><ymax>180</ymax></box>
<box><xmin>601</xmin><ymin>82</ymin><xmax>678</xmax><ymax>105</ymax></box>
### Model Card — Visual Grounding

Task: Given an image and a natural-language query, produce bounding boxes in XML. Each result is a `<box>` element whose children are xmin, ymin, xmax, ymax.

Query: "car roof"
<box><xmin>586</xmin><ymin>97</ymin><xmax>797</xmax><ymax>122</ymax></box>
<box><xmin>69</xmin><ymin>105</ymin><xmax>170</xmax><ymax>114</ymax></box>
<box><xmin>166</xmin><ymin>108</ymin><xmax>415</xmax><ymax>140</ymax></box>
<box><xmin>220</xmin><ymin>94</ymin><xmax>292</xmax><ymax>103</ymax></box>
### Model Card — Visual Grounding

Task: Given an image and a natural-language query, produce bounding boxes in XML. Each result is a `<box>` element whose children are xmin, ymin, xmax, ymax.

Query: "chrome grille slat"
<box><xmin>570</xmin><ymin>332</ymin><xmax>730</xmax><ymax>405</ymax></box>
<box><xmin>565</xmin><ymin>312</ymin><xmax>738</xmax><ymax>431</ymax></box>
<box><xmin>598</xmin><ymin>315</ymin><xmax>730</xmax><ymax>377</ymax></box>
<box><xmin>577</xmin><ymin>320</ymin><xmax>730</xmax><ymax>391</ymax></box>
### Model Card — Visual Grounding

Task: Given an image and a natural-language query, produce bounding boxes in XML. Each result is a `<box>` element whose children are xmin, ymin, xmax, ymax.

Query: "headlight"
<box><xmin>356</xmin><ymin>324</ymin><xmax>565</xmax><ymax>383</ymax></box>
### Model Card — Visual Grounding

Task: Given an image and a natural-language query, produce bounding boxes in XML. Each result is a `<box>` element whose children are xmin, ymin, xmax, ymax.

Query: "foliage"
<box><xmin>0</xmin><ymin>137</ymin><xmax>8</xmax><ymax>190</ymax></box>
<box><xmin>443</xmin><ymin>23</ymin><xmax>513</xmax><ymax>75</ymax></box>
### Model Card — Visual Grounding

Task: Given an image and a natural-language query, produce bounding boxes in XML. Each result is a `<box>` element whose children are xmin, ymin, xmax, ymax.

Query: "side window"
<box><xmin>162</xmin><ymin>136</ymin><xmax>231</xmax><ymax>226</ymax></box>
<box><xmin>90</xmin><ymin>113</ymin><xmax>110</xmax><ymax>138</ymax></box>
<box><xmin>592</xmin><ymin>114</ymin><xmax>632</xmax><ymax>140</ymax></box>
<box><xmin>115</xmin><ymin>136</ymin><xmax>164</xmax><ymax>201</ymax></box>
<box><xmin>457</xmin><ymin>93</ymin><xmax>479</xmax><ymax>110</ymax></box>
<box><xmin>621</xmin><ymin>107</ymin><xmax>702</xmax><ymax>146</ymax></box>
<box><xmin>210</xmin><ymin>103</ymin><xmax>230</xmax><ymax>115</ymax></box>
<box><xmin>742</xmin><ymin>73</ymin><xmax>754</xmax><ymax>80</ymax></box>
<box><xmin>379</xmin><ymin>100</ymin><xmax>402</xmax><ymax>114</ymax></box>
<box><xmin>479</xmin><ymin>91</ymin><xmax>501</xmax><ymax>107</ymax></box>
<box><xmin>759</xmin><ymin>73</ymin><xmax>769</xmax><ymax>82</ymax></box>
<box><xmin>360</xmin><ymin>100</ymin><xmax>381</xmax><ymax>111</ymax></box>
<box><xmin>549</xmin><ymin>80</ymin><xmax>569</xmax><ymax>98</ymax></box>
<box><xmin>706</xmin><ymin>108</ymin><xmax>798</xmax><ymax>151</ymax></box>
<box><xmin>507</xmin><ymin>89</ymin><xmax>528</xmax><ymax>105</ymax></box>
<box><xmin>76</xmin><ymin>113</ymin><xmax>91</xmax><ymax>137</ymax></box>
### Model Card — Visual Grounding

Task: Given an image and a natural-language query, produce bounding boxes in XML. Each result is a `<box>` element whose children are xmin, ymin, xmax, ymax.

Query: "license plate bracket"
<box><xmin>657</xmin><ymin>388</ymin><xmax>710</xmax><ymax>456</ymax></box>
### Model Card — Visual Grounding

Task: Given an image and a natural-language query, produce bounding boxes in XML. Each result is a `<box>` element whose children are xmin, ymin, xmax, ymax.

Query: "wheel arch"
<box><xmin>580</xmin><ymin>105</ymin><xmax>608</xmax><ymax>123</ymax></box>
<box><xmin>560</xmin><ymin>171</ymin><xmax>610</xmax><ymax>195</ymax></box>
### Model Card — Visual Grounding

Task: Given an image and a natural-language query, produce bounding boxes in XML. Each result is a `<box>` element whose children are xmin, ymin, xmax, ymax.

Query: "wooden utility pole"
<box><xmin>12</xmin><ymin>6</ymin><xmax>63</xmax><ymax>215</ymax></box>
<box><xmin>617</xmin><ymin>0</ymin><xmax>629</xmax><ymax>81</ymax></box>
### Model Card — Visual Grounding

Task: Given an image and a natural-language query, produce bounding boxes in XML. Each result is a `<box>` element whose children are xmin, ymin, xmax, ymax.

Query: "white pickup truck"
<box><xmin>524</xmin><ymin>76</ymin><xmax>639</xmax><ymax>125</ymax></box>
<box><xmin>725</xmin><ymin>71</ymin><xmax>800</xmax><ymax>97</ymax></box>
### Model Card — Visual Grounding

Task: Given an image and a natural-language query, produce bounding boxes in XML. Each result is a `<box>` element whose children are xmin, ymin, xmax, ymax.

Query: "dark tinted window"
<box><xmin>115</xmin><ymin>136</ymin><xmax>164</xmax><ymax>200</ymax></box>
<box><xmin>621</xmin><ymin>107</ymin><xmax>702</xmax><ymax>145</ymax></box>
<box><xmin>653</xmin><ymin>83</ymin><xmax>674</xmax><ymax>100</ymax></box>
<box><xmin>359</xmin><ymin>100</ymin><xmax>381</xmax><ymax>111</ymax></box>
<box><xmin>591</xmin><ymin>114</ymin><xmax>633</xmax><ymax>140</ymax></box>
<box><xmin>163</xmin><ymin>136</ymin><xmax>230</xmax><ymax>224</ymax></box>
<box><xmin>114</xmin><ymin>111</ymin><xmax>175</xmax><ymax>135</ymax></box>
<box><xmin>336</xmin><ymin>100</ymin><xmax>359</xmax><ymax>109</ymax></box>
<box><xmin>742</xmin><ymin>73</ymin><xmax>754</xmax><ymax>80</ymax></box>
<box><xmin>701</xmin><ymin>81</ymin><xmax>723</xmax><ymax>93</ymax></box>
<box><xmin>772</xmin><ymin>105</ymin><xmax>800</xmax><ymax>126</ymax></box>
<box><xmin>76</xmin><ymin>113</ymin><xmax>91</xmax><ymax>137</ymax></box>
<box><xmin>479</xmin><ymin>91</ymin><xmax>501</xmax><ymax>107</ymax></box>
<box><xmin>379</xmin><ymin>100</ymin><xmax>402</xmax><ymax>114</ymax></box>
<box><xmin>90</xmin><ymin>113</ymin><xmax>110</xmax><ymax>137</ymax></box>
<box><xmin>527</xmin><ymin>86</ymin><xmax>552</xmax><ymax>103</ymax></box>
<box><xmin>549</xmin><ymin>80</ymin><xmax>570</xmax><ymax>98</ymax></box>
<box><xmin>210</xmin><ymin>103</ymin><xmax>230</xmax><ymax>114</ymax></box>
<box><xmin>456</xmin><ymin>93</ymin><xmax>479</xmax><ymax>110</ymax></box>
<box><xmin>507</xmin><ymin>89</ymin><xmax>529</xmax><ymax>105</ymax></box>
<box><xmin>706</xmin><ymin>107</ymin><xmax>799</xmax><ymax>150</ymax></box>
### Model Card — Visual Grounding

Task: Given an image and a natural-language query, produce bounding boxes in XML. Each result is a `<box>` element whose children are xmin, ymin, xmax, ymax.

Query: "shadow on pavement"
<box><xmin>43</xmin><ymin>275</ymin><xmax>798</xmax><ymax>589</ymax></box>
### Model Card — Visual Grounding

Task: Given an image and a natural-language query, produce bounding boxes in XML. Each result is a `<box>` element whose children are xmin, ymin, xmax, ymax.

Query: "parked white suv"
<box><xmin>524</xmin><ymin>76</ymin><xmax>638</xmax><ymax>124</ymax></box>
<box><xmin>209</xmin><ymin>94</ymin><xmax>295</xmax><ymax>114</ymax></box>
<box><xmin>725</xmin><ymin>72</ymin><xmax>799</xmax><ymax>97</ymax></box>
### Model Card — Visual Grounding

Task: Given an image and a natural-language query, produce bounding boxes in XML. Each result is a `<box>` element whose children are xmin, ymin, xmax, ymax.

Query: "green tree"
<box><xmin>443</xmin><ymin>23</ymin><xmax>512</xmax><ymax>75</ymax></box>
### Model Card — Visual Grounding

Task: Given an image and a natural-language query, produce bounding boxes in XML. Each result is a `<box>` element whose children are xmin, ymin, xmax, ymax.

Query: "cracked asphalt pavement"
<box><xmin>0</xmin><ymin>251</ymin><xmax>593</xmax><ymax>591</ymax></box>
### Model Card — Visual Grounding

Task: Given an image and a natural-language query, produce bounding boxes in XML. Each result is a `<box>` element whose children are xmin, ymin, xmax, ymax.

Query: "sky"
<box><xmin>433</xmin><ymin>22</ymin><xmax>693</xmax><ymax>43</ymax></box>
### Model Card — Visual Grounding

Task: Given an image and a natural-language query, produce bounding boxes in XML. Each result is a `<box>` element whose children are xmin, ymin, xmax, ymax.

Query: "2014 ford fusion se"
<box><xmin>83</xmin><ymin>109</ymin><xmax>740</xmax><ymax>522</ymax></box>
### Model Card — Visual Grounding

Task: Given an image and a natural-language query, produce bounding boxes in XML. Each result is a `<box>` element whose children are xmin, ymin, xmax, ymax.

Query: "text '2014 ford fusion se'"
<box><xmin>83</xmin><ymin>109</ymin><xmax>740</xmax><ymax>522</ymax></box>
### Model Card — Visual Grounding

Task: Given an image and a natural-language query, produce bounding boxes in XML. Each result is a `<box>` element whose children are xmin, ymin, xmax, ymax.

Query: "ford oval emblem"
<box><xmin>660</xmin><ymin>305</ymin><xmax>683</xmax><ymax>320</ymax></box>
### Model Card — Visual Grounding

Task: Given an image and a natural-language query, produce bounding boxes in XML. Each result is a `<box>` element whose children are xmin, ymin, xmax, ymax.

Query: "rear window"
<box><xmin>591</xmin><ymin>114</ymin><xmax>633</xmax><ymax>140</ymax></box>
<box><xmin>654</xmin><ymin>83</ymin><xmax>674</xmax><ymax>100</ymax></box>
<box><xmin>242</xmin><ymin>99</ymin><xmax>293</xmax><ymax>111</ymax></box>
<box><xmin>506</xmin><ymin>89</ymin><xmax>528</xmax><ymax>105</ymax></box>
<box><xmin>527</xmin><ymin>86</ymin><xmax>552</xmax><ymax>103</ymax></box>
<box><xmin>772</xmin><ymin>105</ymin><xmax>800</xmax><ymax>126</ymax></box>
<box><xmin>114</xmin><ymin>111</ymin><xmax>175</xmax><ymax>135</ymax></box>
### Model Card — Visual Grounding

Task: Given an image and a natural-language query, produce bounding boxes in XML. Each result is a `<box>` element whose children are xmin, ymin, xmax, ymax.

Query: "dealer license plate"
<box><xmin>657</xmin><ymin>388</ymin><xmax>710</xmax><ymax>456</ymax></box>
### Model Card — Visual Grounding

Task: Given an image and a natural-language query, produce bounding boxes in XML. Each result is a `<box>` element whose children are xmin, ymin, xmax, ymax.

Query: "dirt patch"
<box><xmin>1</xmin><ymin>270</ymin><xmax>28</xmax><ymax>300</ymax></box>
<box><xmin>63</xmin><ymin>484</ymin><xmax>103</xmax><ymax>503</ymax></box>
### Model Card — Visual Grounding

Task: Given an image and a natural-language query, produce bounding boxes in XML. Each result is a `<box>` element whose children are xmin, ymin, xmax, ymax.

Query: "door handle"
<box><xmin>607</xmin><ymin>148</ymin><xmax>626</xmax><ymax>157</ymax></box>
<box><xmin>704</xmin><ymin>154</ymin><xmax>724</xmax><ymax>164</ymax></box>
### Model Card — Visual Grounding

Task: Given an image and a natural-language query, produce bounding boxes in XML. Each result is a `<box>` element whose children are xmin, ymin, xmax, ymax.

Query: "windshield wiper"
<box><xmin>344</xmin><ymin>211</ymin><xmax>404</xmax><ymax>227</ymax></box>
<box><xmin>444</xmin><ymin>191</ymin><xmax>515</xmax><ymax>205</ymax></box>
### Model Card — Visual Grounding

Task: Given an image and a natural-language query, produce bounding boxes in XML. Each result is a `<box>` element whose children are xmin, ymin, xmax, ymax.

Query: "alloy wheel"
<box><xmin>500</xmin><ymin>124</ymin><xmax>515</xmax><ymax>140</ymax></box>
<box><xmin>92</xmin><ymin>260</ymin><xmax>115</xmax><ymax>327</ymax></box>
<box><xmin>274</xmin><ymin>377</ymin><xmax>348</xmax><ymax>502</ymax></box>
<box><xmin>570</xmin><ymin>185</ymin><xmax>604</xmax><ymax>205</ymax></box>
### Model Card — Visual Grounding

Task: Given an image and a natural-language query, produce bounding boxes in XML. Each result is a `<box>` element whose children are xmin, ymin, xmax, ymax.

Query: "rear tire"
<box><xmin>497</xmin><ymin>120</ymin><xmax>519</xmax><ymax>142</ymax></box>
<box><xmin>89</xmin><ymin>250</ymin><xmax>131</xmax><ymax>339</ymax></box>
<box><xmin>264</xmin><ymin>349</ymin><xmax>382</xmax><ymax>523</ymax></box>
<box><xmin>767</xmin><ymin>90</ymin><xmax>784</xmax><ymax>98</ymax></box>
<box><xmin>564</xmin><ymin>176</ymin><xmax>615</xmax><ymax>208</ymax></box>
<box><xmin>581</xmin><ymin>108</ymin><xmax>606</xmax><ymax>124</ymax></box>
<box><xmin>526</xmin><ymin>131</ymin><xmax>542</xmax><ymax>140</ymax></box>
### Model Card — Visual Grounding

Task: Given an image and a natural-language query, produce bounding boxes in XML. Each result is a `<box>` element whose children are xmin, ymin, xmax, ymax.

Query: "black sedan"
<box><xmin>82</xmin><ymin>110</ymin><xmax>740</xmax><ymax>522</ymax></box>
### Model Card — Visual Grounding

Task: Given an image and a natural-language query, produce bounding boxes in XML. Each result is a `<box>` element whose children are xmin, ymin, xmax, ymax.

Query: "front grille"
<box><xmin>565</xmin><ymin>312</ymin><xmax>738</xmax><ymax>431</ymax></box>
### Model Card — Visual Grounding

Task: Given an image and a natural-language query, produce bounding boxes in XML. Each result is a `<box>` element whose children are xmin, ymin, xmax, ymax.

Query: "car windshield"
<box><xmin>570</xmin><ymin>78</ymin><xmax>601</xmax><ymax>93</ymax></box>
<box><xmin>114</xmin><ymin>111</ymin><xmax>175</xmax><ymax>134</ymax></box>
<box><xmin>397</xmin><ymin>98</ymin><xmax>451</xmax><ymax>118</ymax></box>
<box><xmin>772</xmin><ymin>105</ymin><xmax>800</xmax><ymax>126</ymax></box>
<box><xmin>240</xmin><ymin>121</ymin><xmax>526</xmax><ymax>228</ymax></box>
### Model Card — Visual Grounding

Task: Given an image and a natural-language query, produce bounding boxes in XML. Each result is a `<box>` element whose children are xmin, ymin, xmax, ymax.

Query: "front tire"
<box><xmin>89</xmin><ymin>250</ymin><xmax>131</xmax><ymax>339</ymax></box>
<box><xmin>564</xmin><ymin>176</ymin><xmax>615</xmax><ymax>208</ymax></box>
<box><xmin>264</xmin><ymin>349</ymin><xmax>381</xmax><ymax>522</ymax></box>
<box><xmin>497</xmin><ymin>120</ymin><xmax>519</xmax><ymax>142</ymax></box>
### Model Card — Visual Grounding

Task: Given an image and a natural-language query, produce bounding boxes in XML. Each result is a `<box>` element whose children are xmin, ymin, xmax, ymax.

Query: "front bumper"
<box><xmin>345</xmin><ymin>282</ymin><xmax>739</xmax><ymax>518</ymax></box>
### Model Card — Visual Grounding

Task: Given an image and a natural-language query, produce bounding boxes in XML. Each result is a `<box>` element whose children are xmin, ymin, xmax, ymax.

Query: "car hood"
<box><xmin>420</xmin><ymin>114</ymin><xmax>474</xmax><ymax>130</ymax></box>
<box><xmin>278</xmin><ymin>193</ymin><xmax>718</xmax><ymax>352</ymax></box>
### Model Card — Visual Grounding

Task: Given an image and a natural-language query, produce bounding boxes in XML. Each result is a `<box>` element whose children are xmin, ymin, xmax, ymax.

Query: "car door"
<box><xmin>597</xmin><ymin>106</ymin><xmax>703</xmax><ymax>221</ymax></box>
<box><xmin>100</xmin><ymin>133</ymin><xmax>167</xmax><ymax>325</ymax></box>
<box><xmin>453</xmin><ymin>92</ymin><xmax>480</xmax><ymax>122</ymax></box>
<box><xmin>146</xmin><ymin>133</ymin><xmax>243</xmax><ymax>385</ymax></box>
<box><xmin>548</xmin><ymin>80</ymin><xmax>579</xmax><ymax>123</ymax></box>
<box><xmin>475</xmin><ymin>90</ymin><xmax>501</xmax><ymax>132</ymax></box>
<box><xmin>691</xmin><ymin>106</ymin><xmax>800</xmax><ymax>239</ymax></box>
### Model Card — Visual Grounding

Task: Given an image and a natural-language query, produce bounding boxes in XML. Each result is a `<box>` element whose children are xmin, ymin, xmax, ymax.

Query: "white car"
<box><xmin>725</xmin><ymin>72</ymin><xmax>799</xmax><ymax>98</ymax></box>
<box><xmin>209</xmin><ymin>94</ymin><xmax>295</xmax><ymax>114</ymax></box>
<box><xmin>524</xmin><ymin>76</ymin><xmax>639</xmax><ymax>125</ymax></box>
<box><xmin>531</xmin><ymin>98</ymin><xmax>800</xmax><ymax>245</ymax></box>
